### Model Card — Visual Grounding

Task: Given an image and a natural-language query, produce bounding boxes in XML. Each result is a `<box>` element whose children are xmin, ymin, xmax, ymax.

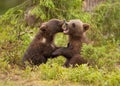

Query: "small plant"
<box><xmin>81</xmin><ymin>44</ymin><xmax>119</xmax><ymax>68</ymax></box>
<box><xmin>90</xmin><ymin>1</ymin><xmax>120</xmax><ymax>44</ymax></box>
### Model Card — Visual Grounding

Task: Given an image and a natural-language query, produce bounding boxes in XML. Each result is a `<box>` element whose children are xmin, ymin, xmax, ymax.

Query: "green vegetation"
<box><xmin>0</xmin><ymin>0</ymin><xmax>120</xmax><ymax>86</ymax></box>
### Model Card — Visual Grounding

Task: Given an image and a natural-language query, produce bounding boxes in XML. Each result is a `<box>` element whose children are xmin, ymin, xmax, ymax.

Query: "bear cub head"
<box><xmin>40</xmin><ymin>19</ymin><xmax>64</xmax><ymax>36</ymax></box>
<box><xmin>62</xmin><ymin>19</ymin><xmax>89</xmax><ymax>37</ymax></box>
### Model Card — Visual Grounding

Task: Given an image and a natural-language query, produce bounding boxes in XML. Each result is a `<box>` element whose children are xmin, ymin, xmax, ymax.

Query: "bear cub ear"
<box><xmin>40</xmin><ymin>23</ymin><xmax>47</xmax><ymax>32</ymax></box>
<box><xmin>83</xmin><ymin>23</ymin><xmax>89</xmax><ymax>32</ymax></box>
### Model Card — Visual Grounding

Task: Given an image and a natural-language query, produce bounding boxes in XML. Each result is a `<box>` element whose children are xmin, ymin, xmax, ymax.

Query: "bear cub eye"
<box><xmin>72</xmin><ymin>23</ymin><xmax>76</xmax><ymax>28</ymax></box>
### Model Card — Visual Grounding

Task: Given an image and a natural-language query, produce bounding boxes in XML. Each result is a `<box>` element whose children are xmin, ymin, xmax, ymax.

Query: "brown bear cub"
<box><xmin>22</xmin><ymin>19</ymin><xmax>64</xmax><ymax>65</ymax></box>
<box><xmin>52</xmin><ymin>19</ymin><xmax>90</xmax><ymax>67</ymax></box>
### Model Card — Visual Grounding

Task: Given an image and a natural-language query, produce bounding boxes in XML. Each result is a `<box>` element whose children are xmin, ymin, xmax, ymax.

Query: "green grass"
<box><xmin>0</xmin><ymin>56</ymin><xmax>120</xmax><ymax>86</ymax></box>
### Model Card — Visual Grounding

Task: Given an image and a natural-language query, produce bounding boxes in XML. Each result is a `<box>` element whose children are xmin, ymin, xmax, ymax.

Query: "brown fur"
<box><xmin>52</xmin><ymin>19</ymin><xmax>89</xmax><ymax>67</ymax></box>
<box><xmin>22</xmin><ymin>19</ymin><xmax>64</xmax><ymax>65</ymax></box>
